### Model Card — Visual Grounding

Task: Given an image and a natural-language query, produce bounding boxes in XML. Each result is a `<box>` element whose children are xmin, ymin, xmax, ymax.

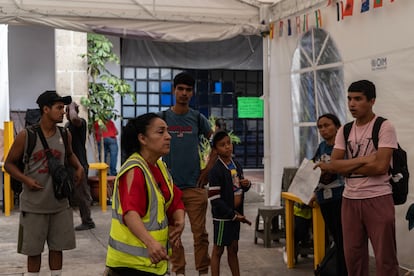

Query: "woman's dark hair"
<box><xmin>317</xmin><ymin>113</ymin><xmax>341</xmax><ymax>128</ymax></box>
<box><xmin>212</xmin><ymin>130</ymin><xmax>230</xmax><ymax>148</ymax></box>
<box><xmin>121</xmin><ymin>113</ymin><xmax>161</xmax><ymax>158</ymax></box>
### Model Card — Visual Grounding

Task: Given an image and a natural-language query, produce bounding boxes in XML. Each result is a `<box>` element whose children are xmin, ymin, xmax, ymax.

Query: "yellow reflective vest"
<box><xmin>106</xmin><ymin>153</ymin><xmax>174</xmax><ymax>275</ymax></box>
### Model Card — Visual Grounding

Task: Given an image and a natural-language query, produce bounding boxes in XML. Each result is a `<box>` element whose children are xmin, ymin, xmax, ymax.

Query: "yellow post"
<box><xmin>282</xmin><ymin>192</ymin><xmax>296</xmax><ymax>268</ymax></box>
<box><xmin>312</xmin><ymin>204</ymin><xmax>325</xmax><ymax>269</ymax></box>
<box><xmin>281</xmin><ymin>192</ymin><xmax>325</xmax><ymax>269</ymax></box>
<box><xmin>89</xmin><ymin>162</ymin><xmax>108</xmax><ymax>212</ymax></box>
<box><xmin>3</xmin><ymin>121</ymin><xmax>14</xmax><ymax>216</ymax></box>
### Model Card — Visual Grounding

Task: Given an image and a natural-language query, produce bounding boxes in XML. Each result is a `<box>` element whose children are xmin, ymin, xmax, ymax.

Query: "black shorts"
<box><xmin>213</xmin><ymin>220</ymin><xmax>240</xmax><ymax>246</ymax></box>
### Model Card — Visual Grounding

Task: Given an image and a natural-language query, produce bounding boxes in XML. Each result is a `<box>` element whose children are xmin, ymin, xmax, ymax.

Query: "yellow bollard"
<box><xmin>88</xmin><ymin>162</ymin><xmax>109</xmax><ymax>212</ymax></box>
<box><xmin>3</xmin><ymin>121</ymin><xmax>14</xmax><ymax>216</ymax></box>
<box><xmin>281</xmin><ymin>192</ymin><xmax>325</xmax><ymax>270</ymax></box>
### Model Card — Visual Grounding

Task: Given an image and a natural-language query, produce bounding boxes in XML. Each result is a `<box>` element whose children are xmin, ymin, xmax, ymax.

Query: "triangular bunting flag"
<box><xmin>287</xmin><ymin>19</ymin><xmax>292</xmax><ymax>36</ymax></box>
<box><xmin>296</xmin><ymin>16</ymin><xmax>301</xmax><ymax>34</ymax></box>
<box><xmin>303</xmin><ymin>14</ymin><xmax>308</xmax><ymax>32</ymax></box>
<box><xmin>337</xmin><ymin>2</ymin><xmax>341</xmax><ymax>21</ymax></box>
<box><xmin>279</xmin><ymin>21</ymin><xmax>284</xmax><ymax>37</ymax></box>
<box><xmin>315</xmin><ymin>10</ymin><xmax>322</xmax><ymax>28</ymax></box>
<box><xmin>374</xmin><ymin>0</ymin><xmax>383</xmax><ymax>8</ymax></box>
<box><xmin>343</xmin><ymin>0</ymin><xmax>354</xmax><ymax>17</ymax></box>
<box><xmin>269</xmin><ymin>22</ymin><xmax>274</xmax><ymax>39</ymax></box>
<box><xmin>361</xmin><ymin>0</ymin><xmax>369</xmax><ymax>12</ymax></box>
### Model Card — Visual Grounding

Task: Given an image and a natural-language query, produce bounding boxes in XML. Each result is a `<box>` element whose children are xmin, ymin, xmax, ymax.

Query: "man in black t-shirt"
<box><xmin>66</xmin><ymin>102</ymin><xmax>95</xmax><ymax>231</ymax></box>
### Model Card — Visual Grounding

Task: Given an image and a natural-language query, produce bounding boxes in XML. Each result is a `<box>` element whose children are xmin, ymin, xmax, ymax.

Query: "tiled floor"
<box><xmin>0</xmin><ymin>169</ymin><xmax>410</xmax><ymax>275</ymax></box>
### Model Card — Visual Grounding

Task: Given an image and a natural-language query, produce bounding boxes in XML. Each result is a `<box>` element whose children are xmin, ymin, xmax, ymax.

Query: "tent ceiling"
<box><xmin>0</xmin><ymin>0</ymin><xmax>276</xmax><ymax>42</ymax></box>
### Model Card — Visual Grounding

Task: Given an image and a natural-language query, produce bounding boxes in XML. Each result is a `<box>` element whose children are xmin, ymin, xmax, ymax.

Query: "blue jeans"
<box><xmin>98</xmin><ymin>137</ymin><xmax>118</xmax><ymax>176</ymax></box>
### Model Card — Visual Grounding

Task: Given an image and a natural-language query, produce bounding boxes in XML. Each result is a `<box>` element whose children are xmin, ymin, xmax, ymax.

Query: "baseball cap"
<box><xmin>406</xmin><ymin>203</ymin><xmax>414</xmax><ymax>231</ymax></box>
<box><xmin>36</xmin><ymin>90</ymin><xmax>72</xmax><ymax>108</ymax></box>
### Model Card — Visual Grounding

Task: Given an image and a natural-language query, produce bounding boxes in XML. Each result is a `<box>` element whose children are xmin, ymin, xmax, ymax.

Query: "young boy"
<box><xmin>207</xmin><ymin>131</ymin><xmax>251</xmax><ymax>276</ymax></box>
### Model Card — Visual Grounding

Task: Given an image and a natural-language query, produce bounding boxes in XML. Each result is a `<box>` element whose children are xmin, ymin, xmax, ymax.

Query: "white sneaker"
<box><xmin>282</xmin><ymin>246</ymin><xmax>288</xmax><ymax>264</ymax></box>
<box><xmin>282</xmin><ymin>246</ymin><xmax>296</xmax><ymax>265</ymax></box>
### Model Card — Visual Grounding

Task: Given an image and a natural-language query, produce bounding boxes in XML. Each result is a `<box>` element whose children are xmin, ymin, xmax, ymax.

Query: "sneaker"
<box><xmin>282</xmin><ymin>246</ymin><xmax>296</xmax><ymax>265</ymax></box>
<box><xmin>75</xmin><ymin>222</ymin><xmax>96</xmax><ymax>231</ymax></box>
<box><xmin>282</xmin><ymin>246</ymin><xmax>288</xmax><ymax>264</ymax></box>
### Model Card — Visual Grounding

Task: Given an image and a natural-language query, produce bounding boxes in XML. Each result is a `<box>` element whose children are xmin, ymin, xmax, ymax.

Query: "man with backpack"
<box><xmin>315</xmin><ymin>80</ymin><xmax>400</xmax><ymax>276</ymax></box>
<box><xmin>4</xmin><ymin>90</ymin><xmax>84</xmax><ymax>276</ymax></box>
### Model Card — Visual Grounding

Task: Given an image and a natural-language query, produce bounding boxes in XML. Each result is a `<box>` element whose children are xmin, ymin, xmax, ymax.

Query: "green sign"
<box><xmin>237</xmin><ymin>97</ymin><xmax>264</xmax><ymax>118</ymax></box>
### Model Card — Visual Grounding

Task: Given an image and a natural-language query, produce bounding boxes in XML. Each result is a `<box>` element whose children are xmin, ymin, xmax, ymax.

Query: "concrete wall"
<box><xmin>55</xmin><ymin>29</ymin><xmax>88</xmax><ymax>117</ymax></box>
<box><xmin>8</xmin><ymin>25</ymin><xmax>55</xmax><ymax>110</ymax></box>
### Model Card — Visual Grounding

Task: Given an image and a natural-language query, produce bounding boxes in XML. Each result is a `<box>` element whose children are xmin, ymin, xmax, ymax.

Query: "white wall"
<box><xmin>269</xmin><ymin>0</ymin><xmax>414</xmax><ymax>268</ymax></box>
<box><xmin>8</xmin><ymin>25</ymin><xmax>55</xmax><ymax>110</ymax></box>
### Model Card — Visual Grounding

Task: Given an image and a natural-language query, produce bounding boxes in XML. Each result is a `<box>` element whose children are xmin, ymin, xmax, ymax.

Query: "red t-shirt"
<box><xmin>118</xmin><ymin>162</ymin><xmax>184</xmax><ymax>224</ymax></box>
<box><xmin>94</xmin><ymin>120</ymin><xmax>118</xmax><ymax>141</ymax></box>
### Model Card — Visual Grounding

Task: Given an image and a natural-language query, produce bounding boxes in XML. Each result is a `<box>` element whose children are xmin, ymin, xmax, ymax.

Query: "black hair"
<box><xmin>211</xmin><ymin>130</ymin><xmax>230</xmax><ymax>148</ymax></box>
<box><xmin>348</xmin><ymin>80</ymin><xmax>376</xmax><ymax>100</ymax></box>
<box><xmin>173</xmin><ymin>72</ymin><xmax>195</xmax><ymax>88</ymax></box>
<box><xmin>317</xmin><ymin>113</ymin><xmax>341</xmax><ymax>128</ymax></box>
<box><xmin>121</xmin><ymin>113</ymin><xmax>161</xmax><ymax>157</ymax></box>
<box><xmin>215</xmin><ymin>118</ymin><xmax>227</xmax><ymax>131</ymax></box>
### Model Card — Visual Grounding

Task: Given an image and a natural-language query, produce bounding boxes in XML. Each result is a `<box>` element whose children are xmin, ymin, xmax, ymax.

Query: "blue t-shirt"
<box><xmin>160</xmin><ymin>108</ymin><xmax>211</xmax><ymax>190</ymax></box>
<box><xmin>313</xmin><ymin>141</ymin><xmax>344</xmax><ymax>204</ymax></box>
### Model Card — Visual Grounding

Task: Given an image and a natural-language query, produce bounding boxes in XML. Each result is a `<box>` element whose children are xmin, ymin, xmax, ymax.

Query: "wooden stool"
<box><xmin>254</xmin><ymin>206</ymin><xmax>285</xmax><ymax>247</ymax></box>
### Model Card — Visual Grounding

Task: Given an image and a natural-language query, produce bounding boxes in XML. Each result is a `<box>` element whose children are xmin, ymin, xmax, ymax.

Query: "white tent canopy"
<box><xmin>0</xmin><ymin>0</ymin><xmax>276</xmax><ymax>42</ymax></box>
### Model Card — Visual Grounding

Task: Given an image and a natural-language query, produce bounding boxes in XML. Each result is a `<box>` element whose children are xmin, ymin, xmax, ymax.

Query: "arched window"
<box><xmin>291</xmin><ymin>28</ymin><xmax>346</xmax><ymax>164</ymax></box>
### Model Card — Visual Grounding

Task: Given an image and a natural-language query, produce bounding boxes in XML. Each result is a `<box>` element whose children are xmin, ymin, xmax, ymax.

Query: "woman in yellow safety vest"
<box><xmin>105</xmin><ymin>113</ymin><xmax>185</xmax><ymax>276</ymax></box>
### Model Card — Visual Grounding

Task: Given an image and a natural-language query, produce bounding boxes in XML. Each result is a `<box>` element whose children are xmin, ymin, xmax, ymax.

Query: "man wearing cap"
<box><xmin>315</xmin><ymin>80</ymin><xmax>399</xmax><ymax>276</ymax></box>
<box><xmin>5</xmin><ymin>90</ymin><xmax>84</xmax><ymax>276</ymax></box>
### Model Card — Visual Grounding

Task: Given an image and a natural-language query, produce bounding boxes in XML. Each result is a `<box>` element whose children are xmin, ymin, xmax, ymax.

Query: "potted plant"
<box><xmin>80</xmin><ymin>33</ymin><xmax>134</xmax><ymax>200</ymax></box>
<box><xmin>199</xmin><ymin>116</ymin><xmax>241</xmax><ymax>169</ymax></box>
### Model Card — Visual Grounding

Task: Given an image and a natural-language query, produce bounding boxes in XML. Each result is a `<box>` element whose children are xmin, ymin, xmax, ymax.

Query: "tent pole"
<box><xmin>260</xmin><ymin>5</ymin><xmax>272</xmax><ymax>206</ymax></box>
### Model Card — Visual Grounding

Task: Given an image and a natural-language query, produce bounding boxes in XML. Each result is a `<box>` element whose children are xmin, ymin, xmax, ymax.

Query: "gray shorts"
<box><xmin>18</xmin><ymin>208</ymin><xmax>76</xmax><ymax>256</ymax></box>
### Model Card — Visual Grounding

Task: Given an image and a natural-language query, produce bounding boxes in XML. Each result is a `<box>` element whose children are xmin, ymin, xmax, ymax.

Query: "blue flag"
<box><xmin>361</xmin><ymin>0</ymin><xmax>370</xmax><ymax>12</ymax></box>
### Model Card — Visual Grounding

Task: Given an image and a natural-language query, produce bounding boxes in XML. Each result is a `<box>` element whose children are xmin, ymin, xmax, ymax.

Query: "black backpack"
<box><xmin>344</xmin><ymin>116</ymin><xmax>409</xmax><ymax>205</ymax></box>
<box><xmin>314</xmin><ymin>242</ymin><xmax>337</xmax><ymax>276</ymax></box>
<box><xmin>10</xmin><ymin>124</ymin><xmax>69</xmax><ymax>195</ymax></box>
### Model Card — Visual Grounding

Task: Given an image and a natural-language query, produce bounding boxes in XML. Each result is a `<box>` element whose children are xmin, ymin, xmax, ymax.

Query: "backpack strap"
<box><xmin>371</xmin><ymin>116</ymin><xmax>387</xmax><ymax>150</ymax></box>
<box><xmin>343</xmin><ymin>121</ymin><xmax>353</xmax><ymax>154</ymax></box>
<box><xmin>343</xmin><ymin>116</ymin><xmax>387</xmax><ymax>152</ymax></box>
<box><xmin>23</xmin><ymin>124</ymin><xmax>40</xmax><ymax>165</ymax></box>
<box><xmin>57</xmin><ymin>126</ymin><xmax>69</xmax><ymax>163</ymax></box>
